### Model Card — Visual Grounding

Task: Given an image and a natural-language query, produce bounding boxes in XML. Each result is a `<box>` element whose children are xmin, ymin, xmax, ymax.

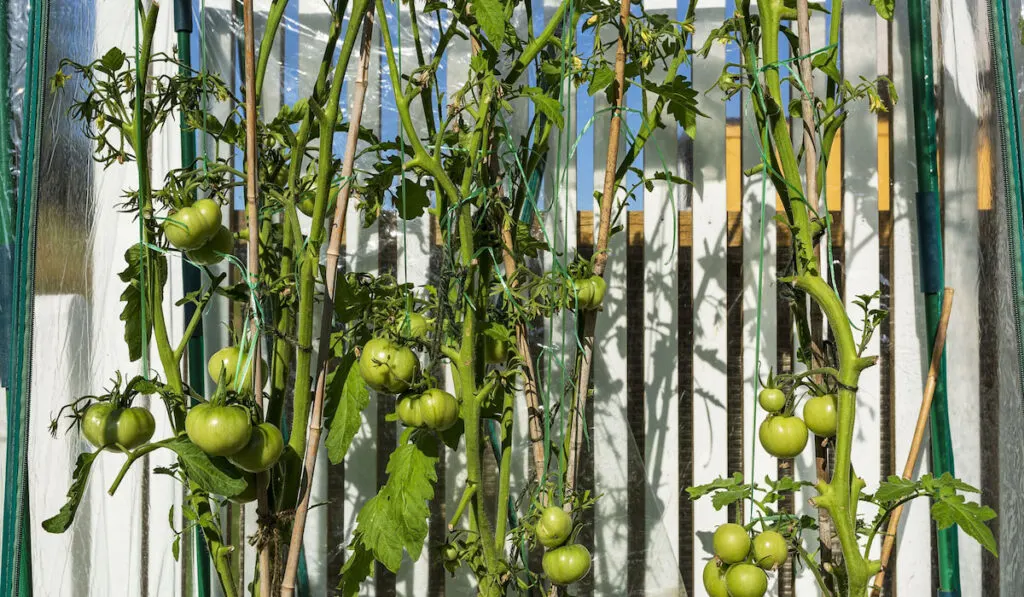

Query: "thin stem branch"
<box><xmin>173</xmin><ymin>272</ymin><xmax>227</xmax><ymax>361</ymax></box>
<box><xmin>280</xmin><ymin>5</ymin><xmax>375</xmax><ymax>595</ymax></box>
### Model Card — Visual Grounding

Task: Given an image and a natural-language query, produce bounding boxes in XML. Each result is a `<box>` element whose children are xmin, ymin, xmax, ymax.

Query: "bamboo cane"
<box><xmin>279</xmin><ymin>7</ymin><xmax>375</xmax><ymax>596</ymax></box>
<box><xmin>564</xmin><ymin>0</ymin><xmax>630</xmax><ymax>502</ymax></box>
<box><xmin>241</xmin><ymin>1</ymin><xmax>271</xmax><ymax>595</ymax></box>
<box><xmin>869</xmin><ymin>288</ymin><xmax>955</xmax><ymax>596</ymax></box>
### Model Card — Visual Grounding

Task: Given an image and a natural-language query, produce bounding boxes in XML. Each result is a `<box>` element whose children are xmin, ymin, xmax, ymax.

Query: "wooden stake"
<box><xmin>869</xmin><ymin>288</ymin><xmax>955</xmax><ymax>596</ymax></box>
<box><xmin>279</xmin><ymin>7</ymin><xmax>376</xmax><ymax>596</ymax></box>
<box><xmin>241</xmin><ymin>1</ymin><xmax>271</xmax><ymax>595</ymax></box>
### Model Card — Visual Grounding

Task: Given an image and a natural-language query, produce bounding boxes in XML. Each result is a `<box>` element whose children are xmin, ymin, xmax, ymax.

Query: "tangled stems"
<box><xmin>753</xmin><ymin>0</ymin><xmax>878</xmax><ymax>594</ymax></box>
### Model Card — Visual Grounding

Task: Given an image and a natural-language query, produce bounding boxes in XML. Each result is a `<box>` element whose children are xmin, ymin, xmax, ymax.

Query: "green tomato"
<box><xmin>297</xmin><ymin>195</ymin><xmax>315</xmax><ymax>217</ymax></box>
<box><xmin>802</xmin><ymin>394</ymin><xmax>838</xmax><ymax>437</ymax></box>
<box><xmin>229</xmin><ymin>423</ymin><xmax>285</xmax><ymax>473</ymax></box>
<box><xmin>542</xmin><ymin>544</ymin><xmax>591</xmax><ymax>585</ymax></box>
<box><xmin>702</xmin><ymin>559</ymin><xmax>730</xmax><ymax>597</ymax></box>
<box><xmin>187</xmin><ymin>226</ymin><xmax>234</xmax><ymax>266</ymax></box>
<box><xmin>758</xmin><ymin>414</ymin><xmax>809</xmax><ymax>458</ymax></box>
<box><xmin>589</xmin><ymin>276</ymin><xmax>607</xmax><ymax>305</ymax></box>
<box><xmin>399</xmin><ymin>312</ymin><xmax>430</xmax><ymax>340</ymax></box>
<box><xmin>485</xmin><ymin>335</ymin><xmax>510</xmax><ymax>364</ymax></box>
<box><xmin>81</xmin><ymin>403</ymin><xmax>156</xmax><ymax>451</ymax></box>
<box><xmin>395</xmin><ymin>394</ymin><xmax>425</xmax><ymax>428</ymax></box>
<box><xmin>192</xmin><ymin>198</ymin><xmax>223</xmax><ymax>232</ymax></box>
<box><xmin>536</xmin><ymin>506</ymin><xmax>573</xmax><ymax>548</ymax></box>
<box><xmin>758</xmin><ymin>388</ymin><xmax>786</xmax><ymax>413</ymax></box>
<box><xmin>163</xmin><ymin>207</ymin><xmax>209</xmax><ymax>250</ymax></box>
<box><xmin>384</xmin><ymin>345</ymin><xmax>420</xmax><ymax>393</ymax></box>
<box><xmin>185</xmin><ymin>403</ymin><xmax>253</xmax><ymax>456</ymax></box>
<box><xmin>419</xmin><ymin>389</ymin><xmax>460</xmax><ymax>431</ymax></box>
<box><xmin>713</xmin><ymin>523</ymin><xmax>751</xmax><ymax>564</ymax></box>
<box><xmin>359</xmin><ymin>337</ymin><xmax>396</xmax><ymax>392</ymax></box>
<box><xmin>724</xmin><ymin>563</ymin><xmax>768</xmax><ymax>597</ymax></box>
<box><xmin>229</xmin><ymin>474</ymin><xmax>258</xmax><ymax>504</ymax></box>
<box><xmin>207</xmin><ymin>346</ymin><xmax>267</xmax><ymax>392</ymax></box>
<box><xmin>751</xmin><ymin>530</ymin><xmax>788</xmax><ymax>570</ymax></box>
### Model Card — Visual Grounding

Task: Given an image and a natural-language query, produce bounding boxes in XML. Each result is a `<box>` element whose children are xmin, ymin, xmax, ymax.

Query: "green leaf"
<box><xmin>334</xmin><ymin>274</ymin><xmax>373</xmax><ymax>324</ymax></box>
<box><xmin>42</xmin><ymin>451</ymin><xmax>100</xmax><ymax>533</ymax></box>
<box><xmin>686</xmin><ymin>472</ymin><xmax>746</xmax><ymax>500</ymax></box>
<box><xmin>394</xmin><ymin>180</ymin><xmax>431</xmax><ymax>220</ymax></box>
<box><xmin>712</xmin><ymin>486</ymin><xmax>752</xmax><ymax>511</ymax></box>
<box><xmin>163</xmin><ymin>437</ymin><xmax>247</xmax><ymax>497</ymax></box>
<box><xmin>869</xmin><ymin>0</ymin><xmax>894</xmax><ymax>19</ymax></box>
<box><xmin>100</xmin><ymin>47</ymin><xmax>126</xmax><ymax>72</ymax></box>
<box><xmin>345</xmin><ymin>434</ymin><xmax>440</xmax><ymax>572</ymax></box>
<box><xmin>338</xmin><ymin>541</ymin><xmax>377</xmax><ymax>596</ymax></box>
<box><xmin>522</xmin><ymin>87</ymin><xmax>564</xmax><ymax>129</ymax></box>
<box><xmin>931</xmin><ymin>495</ymin><xmax>998</xmax><ymax>557</ymax></box>
<box><xmin>325</xmin><ymin>352</ymin><xmax>370</xmax><ymax>464</ymax></box>
<box><xmin>473</xmin><ymin>0</ymin><xmax>506</xmax><ymax>47</ymax></box>
<box><xmin>589</xmin><ymin>67</ymin><xmax>615</xmax><ymax>96</ymax></box>
<box><xmin>118</xmin><ymin>244</ymin><xmax>167</xmax><ymax>362</ymax></box>
<box><xmin>874</xmin><ymin>475</ymin><xmax>920</xmax><ymax>503</ymax></box>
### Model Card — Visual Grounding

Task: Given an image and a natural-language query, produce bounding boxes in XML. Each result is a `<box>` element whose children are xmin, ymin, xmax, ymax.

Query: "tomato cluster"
<box><xmin>534</xmin><ymin>506</ymin><xmax>591</xmax><ymax>586</ymax></box>
<box><xmin>703</xmin><ymin>523</ymin><xmax>788</xmax><ymax>597</ymax></box>
<box><xmin>162</xmin><ymin>199</ymin><xmax>234</xmax><ymax>266</ymax></box>
<box><xmin>359</xmin><ymin>337</ymin><xmax>420</xmax><ymax>393</ymax></box>
<box><xmin>757</xmin><ymin>388</ymin><xmax>838</xmax><ymax>458</ymax></box>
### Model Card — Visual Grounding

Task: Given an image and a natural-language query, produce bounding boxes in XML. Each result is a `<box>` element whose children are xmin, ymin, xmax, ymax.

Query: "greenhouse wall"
<box><xmin>3</xmin><ymin>0</ymin><xmax>1023</xmax><ymax>596</ymax></box>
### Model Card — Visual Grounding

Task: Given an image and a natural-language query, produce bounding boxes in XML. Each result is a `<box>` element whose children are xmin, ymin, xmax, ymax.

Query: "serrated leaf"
<box><xmin>712</xmin><ymin>486</ymin><xmax>751</xmax><ymax>511</ymax></box>
<box><xmin>870</xmin><ymin>0</ymin><xmax>894</xmax><ymax>19</ymax></box>
<box><xmin>522</xmin><ymin>87</ymin><xmax>564</xmax><ymax>129</ymax></box>
<box><xmin>338</xmin><ymin>540</ymin><xmax>377</xmax><ymax>596</ymax></box>
<box><xmin>345</xmin><ymin>434</ymin><xmax>440</xmax><ymax>572</ymax></box>
<box><xmin>100</xmin><ymin>47</ymin><xmax>126</xmax><ymax>72</ymax></box>
<box><xmin>874</xmin><ymin>475</ymin><xmax>920</xmax><ymax>503</ymax></box>
<box><xmin>163</xmin><ymin>437</ymin><xmax>246</xmax><ymax>497</ymax></box>
<box><xmin>42</xmin><ymin>451</ymin><xmax>99</xmax><ymax>533</ymax></box>
<box><xmin>394</xmin><ymin>180</ymin><xmax>431</xmax><ymax>220</ymax></box>
<box><xmin>686</xmin><ymin>472</ymin><xmax>746</xmax><ymax>500</ymax></box>
<box><xmin>472</xmin><ymin>0</ymin><xmax>506</xmax><ymax>47</ymax></box>
<box><xmin>325</xmin><ymin>351</ymin><xmax>370</xmax><ymax>464</ymax></box>
<box><xmin>118</xmin><ymin>244</ymin><xmax>167</xmax><ymax>362</ymax></box>
<box><xmin>931</xmin><ymin>495</ymin><xmax>998</xmax><ymax>556</ymax></box>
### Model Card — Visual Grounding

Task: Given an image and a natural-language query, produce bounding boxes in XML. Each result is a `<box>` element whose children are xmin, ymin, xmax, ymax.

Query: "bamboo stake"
<box><xmin>241</xmin><ymin>1</ymin><xmax>271</xmax><ymax>595</ymax></box>
<box><xmin>564</xmin><ymin>0</ymin><xmax>629</xmax><ymax>501</ymax></box>
<box><xmin>869</xmin><ymin>288</ymin><xmax>955</xmax><ymax>597</ymax></box>
<box><xmin>499</xmin><ymin>225</ymin><xmax>547</xmax><ymax>492</ymax></box>
<box><xmin>279</xmin><ymin>8</ymin><xmax>375</xmax><ymax>596</ymax></box>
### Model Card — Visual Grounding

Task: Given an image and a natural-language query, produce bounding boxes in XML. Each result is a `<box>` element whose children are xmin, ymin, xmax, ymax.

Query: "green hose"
<box><xmin>906</xmin><ymin>1</ymin><xmax>960</xmax><ymax>594</ymax></box>
<box><xmin>173</xmin><ymin>3</ymin><xmax>214</xmax><ymax>596</ymax></box>
<box><xmin>2</xmin><ymin>0</ymin><xmax>45</xmax><ymax>594</ymax></box>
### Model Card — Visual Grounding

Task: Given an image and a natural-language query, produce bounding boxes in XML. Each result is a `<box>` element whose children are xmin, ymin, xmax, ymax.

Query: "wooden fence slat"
<box><xmin>590</xmin><ymin>16</ymin><xmax>632</xmax><ymax>595</ymax></box>
<box><xmin>844</xmin><ymin>3</ymin><xmax>882</xmax><ymax>561</ymax></box>
<box><xmin>690</xmin><ymin>3</ymin><xmax>731</xmax><ymax>595</ymax></box>
<box><xmin>939</xmin><ymin>2</ymin><xmax>983</xmax><ymax>592</ymax></box>
<box><xmin>641</xmin><ymin>2</ymin><xmax>683</xmax><ymax>593</ymax></box>
<box><xmin>891</xmin><ymin>9</ymin><xmax>933</xmax><ymax>595</ymax></box>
